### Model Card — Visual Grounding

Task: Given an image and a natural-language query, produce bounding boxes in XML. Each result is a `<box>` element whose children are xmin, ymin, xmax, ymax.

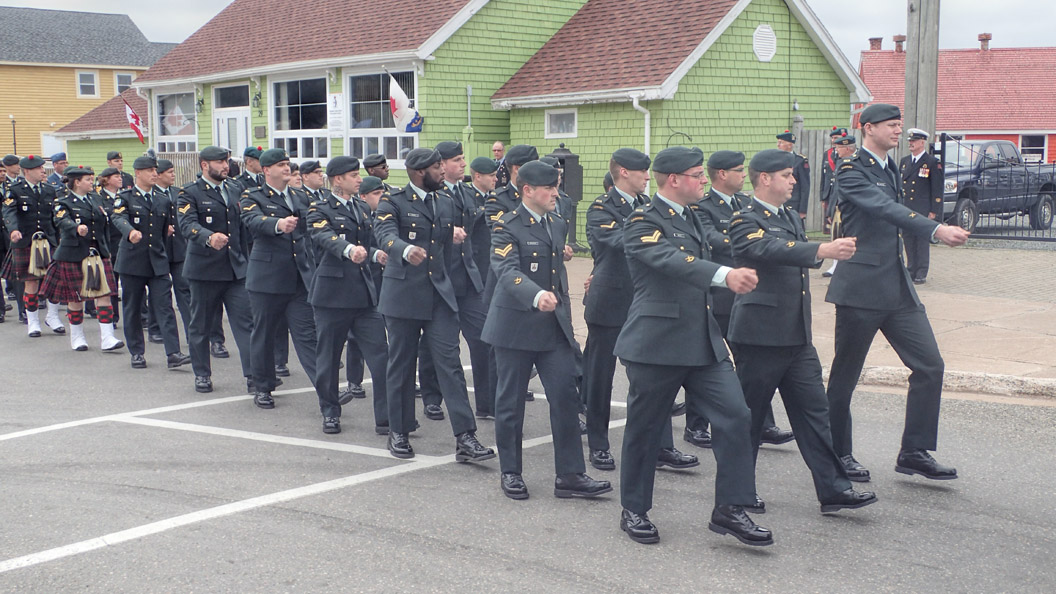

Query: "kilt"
<box><xmin>39</xmin><ymin>258</ymin><xmax>117</xmax><ymax>303</ymax></box>
<box><xmin>0</xmin><ymin>247</ymin><xmax>40</xmax><ymax>281</ymax></box>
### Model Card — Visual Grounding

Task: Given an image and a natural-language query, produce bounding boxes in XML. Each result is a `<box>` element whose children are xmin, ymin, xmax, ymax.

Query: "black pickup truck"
<box><xmin>941</xmin><ymin>140</ymin><xmax>1056</xmax><ymax>231</ymax></box>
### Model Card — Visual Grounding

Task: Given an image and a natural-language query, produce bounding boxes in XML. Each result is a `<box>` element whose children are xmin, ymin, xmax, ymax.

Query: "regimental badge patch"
<box><xmin>408</xmin><ymin>231</ymin><xmax>416</xmax><ymax>240</ymax></box>
<box><xmin>685</xmin><ymin>255</ymin><xmax>695</xmax><ymax>263</ymax></box>
<box><xmin>530</xmin><ymin>262</ymin><xmax>538</xmax><ymax>272</ymax></box>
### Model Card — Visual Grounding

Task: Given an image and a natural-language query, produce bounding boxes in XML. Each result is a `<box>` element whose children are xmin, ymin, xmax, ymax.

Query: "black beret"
<box><xmin>612</xmin><ymin>148</ymin><xmax>650</xmax><ymax>171</ymax></box>
<box><xmin>156</xmin><ymin>159</ymin><xmax>174</xmax><ymax>173</ymax></box>
<box><xmin>363</xmin><ymin>153</ymin><xmax>387</xmax><ymax>168</ymax></box>
<box><xmin>707</xmin><ymin>150</ymin><xmax>745</xmax><ymax>170</ymax></box>
<box><xmin>19</xmin><ymin>154</ymin><xmax>45</xmax><ymax>169</ymax></box>
<box><xmin>326</xmin><ymin>155</ymin><xmax>360</xmax><ymax>177</ymax></box>
<box><xmin>834</xmin><ymin>131</ymin><xmax>856</xmax><ymax>146</ymax></box>
<box><xmin>300</xmin><ymin>160</ymin><xmax>322</xmax><ymax>175</ymax></box>
<box><xmin>259</xmin><ymin>148</ymin><xmax>289</xmax><ymax>167</ymax></box>
<box><xmin>2</xmin><ymin>154</ymin><xmax>19</xmax><ymax>166</ymax></box>
<box><xmin>436</xmin><ymin>141</ymin><xmax>463</xmax><ymax>159</ymax></box>
<box><xmin>540</xmin><ymin>156</ymin><xmax>561</xmax><ymax>169</ymax></box>
<box><xmin>199</xmin><ymin>146</ymin><xmax>230</xmax><ymax>162</ymax></box>
<box><xmin>404</xmin><ymin>148</ymin><xmax>441</xmax><ymax>170</ymax></box>
<box><xmin>469</xmin><ymin>156</ymin><xmax>498</xmax><ymax>174</ymax></box>
<box><xmin>243</xmin><ymin>146</ymin><xmax>263</xmax><ymax>160</ymax></box>
<box><xmin>749</xmin><ymin>149</ymin><xmax>796</xmax><ymax>173</ymax></box>
<box><xmin>50</xmin><ymin>152</ymin><xmax>67</xmax><ymax>163</ymax></box>
<box><xmin>132</xmin><ymin>155</ymin><xmax>158</xmax><ymax>170</ymax></box>
<box><xmin>516</xmin><ymin>160</ymin><xmax>559</xmax><ymax>187</ymax></box>
<box><xmin>776</xmin><ymin>130</ymin><xmax>796</xmax><ymax>142</ymax></box>
<box><xmin>829</xmin><ymin>126</ymin><xmax>849</xmax><ymax>138</ymax></box>
<box><xmin>906</xmin><ymin>127</ymin><xmax>929</xmax><ymax>141</ymax></box>
<box><xmin>505</xmin><ymin>144</ymin><xmax>538</xmax><ymax>167</ymax></box>
<box><xmin>359</xmin><ymin>176</ymin><xmax>384</xmax><ymax>195</ymax></box>
<box><xmin>64</xmin><ymin>165</ymin><xmax>94</xmax><ymax>177</ymax></box>
<box><xmin>100</xmin><ymin>167</ymin><xmax>121</xmax><ymax>178</ymax></box>
<box><xmin>652</xmin><ymin>146</ymin><xmax>704</xmax><ymax>174</ymax></box>
<box><xmin>106</xmin><ymin>151</ymin><xmax>122</xmax><ymax>160</ymax></box>
<box><xmin>859</xmin><ymin>103</ymin><xmax>901</xmax><ymax>125</ymax></box>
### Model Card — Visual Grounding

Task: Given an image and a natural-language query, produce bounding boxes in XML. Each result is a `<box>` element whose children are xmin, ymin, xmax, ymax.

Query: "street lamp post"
<box><xmin>9</xmin><ymin>115</ymin><xmax>15</xmax><ymax>154</ymax></box>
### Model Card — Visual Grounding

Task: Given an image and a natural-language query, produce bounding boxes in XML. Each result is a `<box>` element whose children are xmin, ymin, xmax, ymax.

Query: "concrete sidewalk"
<box><xmin>564</xmin><ymin>243</ymin><xmax>1056</xmax><ymax>398</ymax></box>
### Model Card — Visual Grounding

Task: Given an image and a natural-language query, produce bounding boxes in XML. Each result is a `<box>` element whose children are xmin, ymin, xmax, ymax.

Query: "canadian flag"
<box><xmin>123</xmin><ymin>97</ymin><xmax>146</xmax><ymax>144</ymax></box>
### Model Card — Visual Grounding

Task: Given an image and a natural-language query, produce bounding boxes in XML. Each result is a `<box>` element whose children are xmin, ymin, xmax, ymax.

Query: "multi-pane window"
<box><xmin>1021</xmin><ymin>135</ymin><xmax>1046</xmax><ymax>163</ymax></box>
<box><xmin>273</xmin><ymin>78</ymin><xmax>328</xmax><ymax>159</ymax></box>
<box><xmin>76</xmin><ymin>71</ymin><xmax>98</xmax><ymax>97</ymax></box>
<box><xmin>115</xmin><ymin>72</ymin><xmax>134</xmax><ymax>94</ymax></box>
<box><xmin>156</xmin><ymin>92</ymin><xmax>197</xmax><ymax>153</ymax></box>
<box><xmin>347</xmin><ymin>71</ymin><xmax>417</xmax><ymax>162</ymax></box>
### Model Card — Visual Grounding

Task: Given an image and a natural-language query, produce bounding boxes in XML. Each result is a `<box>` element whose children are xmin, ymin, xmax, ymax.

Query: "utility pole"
<box><xmin>902</xmin><ymin>0</ymin><xmax>940</xmax><ymax>159</ymax></box>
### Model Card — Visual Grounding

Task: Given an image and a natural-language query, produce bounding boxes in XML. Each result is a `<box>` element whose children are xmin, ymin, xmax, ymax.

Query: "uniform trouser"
<box><xmin>210</xmin><ymin>300</ymin><xmax>226</xmax><ymax>345</ymax></box>
<box><xmin>418</xmin><ymin>290</ymin><xmax>493</xmax><ymax>414</ymax></box>
<box><xmin>419</xmin><ymin>338</ymin><xmax>442</xmax><ymax>407</ymax></box>
<box><xmin>121</xmin><ymin>273</ymin><xmax>181</xmax><ymax>357</ymax></box>
<box><xmin>494</xmin><ymin>342</ymin><xmax>586</xmax><ymax>476</ymax></box>
<box><xmin>385</xmin><ymin>302</ymin><xmax>476</xmax><ymax>436</ymax></box>
<box><xmin>274</xmin><ymin>317</ymin><xmax>290</xmax><ymax>366</ymax></box>
<box><xmin>247</xmin><ymin>283</ymin><xmax>317</xmax><ymax>393</ymax></box>
<box><xmin>827</xmin><ymin>303</ymin><xmax>944</xmax><ymax>456</ymax></box>
<box><xmin>734</xmin><ymin>342</ymin><xmax>851</xmax><ymax>501</ymax></box>
<box><xmin>147</xmin><ymin>263</ymin><xmax>191</xmax><ymax>343</ymax></box>
<box><xmin>904</xmin><ymin>233</ymin><xmax>931</xmax><ymax>280</ymax></box>
<box><xmin>620</xmin><ymin>358</ymin><xmax>756</xmax><ymax>514</ymax></box>
<box><xmin>187</xmin><ymin>278</ymin><xmax>253</xmax><ymax>378</ymax></box>
<box><xmin>315</xmin><ymin>305</ymin><xmax>388</xmax><ymax>423</ymax></box>
<box><xmin>345</xmin><ymin>336</ymin><xmax>365</xmax><ymax>385</ymax></box>
<box><xmin>582</xmin><ymin>323</ymin><xmax>674</xmax><ymax>452</ymax></box>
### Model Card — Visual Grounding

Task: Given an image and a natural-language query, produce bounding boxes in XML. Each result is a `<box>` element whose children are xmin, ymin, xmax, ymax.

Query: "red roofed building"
<box><xmin>859</xmin><ymin>35</ymin><xmax>1056</xmax><ymax>163</ymax></box>
<box><xmin>52</xmin><ymin>89</ymin><xmax>152</xmax><ymax>172</ymax></box>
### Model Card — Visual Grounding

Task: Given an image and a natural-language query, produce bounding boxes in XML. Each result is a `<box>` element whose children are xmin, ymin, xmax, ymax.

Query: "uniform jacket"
<box><xmin>826</xmin><ymin>149</ymin><xmax>939</xmax><ymax>310</ymax></box>
<box><xmin>119</xmin><ymin>171</ymin><xmax>134</xmax><ymax>191</ymax></box>
<box><xmin>614</xmin><ymin>197</ymin><xmax>727</xmax><ymax>366</ymax></box>
<box><xmin>98</xmin><ymin>189</ymin><xmax>126</xmax><ymax>254</ymax></box>
<box><xmin>111</xmin><ymin>186</ymin><xmax>174</xmax><ymax>277</ymax></box>
<box><xmin>555</xmin><ymin>190</ymin><xmax>574</xmax><ymax>241</ymax></box>
<box><xmin>465</xmin><ymin>184</ymin><xmax>494</xmax><ymax>278</ymax></box>
<box><xmin>305</xmin><ymin>192</ymin><xmax>378</xmax><ymax>309</ymax></box>
<box><xmin>52</xmin><ymin>192</ymin><xmax>112</xmax><ymax>261</ymax></box>
<box><xmin>583</xmin><ymin>187</ymin><xmax>646</xmax><ymax>327</ymax></box>
<box><xmin>239</xmin><ymin>184</ymin><xmax>314</xmax><ymax>294</ymax></box>
<box><xmin>691</xmin><ymin>188</ymin><xmax>745</xmax><ymax>319</ymax></box>
<box><xmin>820</xmin><ymin>148</ymin><xmax>838</xmax><ymax>205</ymax></box>
<box><xmin>157</xmin><ymin>186</ymin><xmax>187</xmax><ymax>264</ymax></box>
<box><xmin>727</xmin><ymin>200</ymin><xmax>820</xmax><ymax>347</ymax></box>
<box><xmin>788</xmin><ymin>152</ymin><xmax>811</xmax><ymax>214</ymax></box>
<box><xmin>484</xmin><ymin>184</ymin><xmax>521</xmax><ymax>230</ymax></box>
<box><xmin>900</xmin><ymin>151</ymin><xmax>944</xmax><ymax>217</ymax></box>
<box><xmin>481</xmin><ymin>204</ymin><xmax>574</xmax><ymax>351</ymax></box>
<box><xmin>2</xmin><ymin>178</ymin><xmax>59</xmax><ymax>248</ymax></box>
<box><xmin>176</xmin><ymin>177</ymin><xmax>249</xmax><ymax>282</ymax></box>
<box><xmin>373</xmin><ymin>185</ymin><xmax>458</xmax><ymax>320</ymax></box>
<box><xmin>234</xmin><ymin>171</ymin><xmax>262</xmax><ymax>193</ymax></box>
<box><xmin>442</xmin><ymin>181</ymin><xmax>484</xmax><ymax>297</ymax></box>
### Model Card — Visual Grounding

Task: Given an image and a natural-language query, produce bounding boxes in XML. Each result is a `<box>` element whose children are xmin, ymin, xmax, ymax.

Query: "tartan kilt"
<box><xmin>0</xmin><ymin>247</ymin><xmax>39</xmax><ymax>281</ymax></box>
<box><xmin>39</xmin><ymin>258</ymin><xmax>117</xmax><ymax>303</ymax></box>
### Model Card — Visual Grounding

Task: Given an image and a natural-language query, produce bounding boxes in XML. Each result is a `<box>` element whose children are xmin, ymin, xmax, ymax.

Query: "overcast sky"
<box><xmin>5</xmin><ymin>0</ymin><xmax>1054</xmax><ymax>67</ymax></box>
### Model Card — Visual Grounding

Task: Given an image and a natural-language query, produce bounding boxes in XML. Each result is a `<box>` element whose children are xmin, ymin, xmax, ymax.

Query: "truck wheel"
<box><xmin>953</xmin><ymin>198</ymin><xmax>977</xmax><ymax>232</ymax></box>
<box><xmin>1029</xmin><ymin>193</ymin><xmax>1054</xmax><ymax>230</ymax></box>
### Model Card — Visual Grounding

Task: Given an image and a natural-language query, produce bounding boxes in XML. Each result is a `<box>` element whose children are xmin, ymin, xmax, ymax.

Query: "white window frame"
<box><xmin>268</xmin><ymin>72</ymin><xmax>330</xmax><ymax>161</ymax></box>
<box><xmin>114</xmin><ymin>72</ymin><xmax>135</xmax><ymax>95</ymax></box>
<box><xmin>153</xmin><ymin>88</ymin><xmax>198</xmax><ymax>153</ymax></box>
<box><xmin>1020</xmin><ymin>134</ymin><xmax>1047</xmax><ymax>163</ymax></box>
<box><xmin>544</xmin><ymin>108</ymin><xmax>578</xmax><ymax>139</ymax></box>
<box><xmin>76</xmin><ymin>70</ymin><xmax>99</xmax><ymax>98</ymax></box>
<box><xmin>342</xmin><ymin>65</ymin><xmax>420</xmax><ymax>169</ymax></box>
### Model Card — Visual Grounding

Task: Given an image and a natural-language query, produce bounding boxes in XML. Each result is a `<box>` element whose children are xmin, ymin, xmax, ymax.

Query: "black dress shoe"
<box><xmin>708</xmin><ymin>505</ymin><xmax>774</xmax><ymax>547</ymax></box>
<box><xmin>475</xmin><ymin>410</ymin><xmax>495</xmax><ymax>420</ymax></box>
<box><xmin>895</xmin><ymin>449</ymin><xmax>958</xmax><ymax>480</ymax></box>
<box><xmin>656</xmin><ymin>447</ymin><xmax>699</xmax><ymax>470</ymax></box>
<box><xmin>388</xmin><ymin>433</ymin><xmax>414</xmax><ymax>459</ymax></box>
<box><xmin>590</xmin><ymin>449</ymin><xmax>616</xmax><ymax>471</ymax></box>
<box><xmin>671</xmin><ymin>401</ymin><xmax>687</xmax><ymax>417</ymax></box>
<box><xmin>348</xmin><ymin>383</ymin><xmax>366</xmax><ymax>399</ymax></box>
<box><xmin>760</xmin><ymin>425</ymin><xmax>795</xmax><ymax>445</ymax></box>
<box><xmin>840</xmin><ymin>454</ymin><xmax>871</xmax><ymax>482</ymax></box>
<box><xmin>501</xmin><ymin>472</ymin><xmax>529</xmax><ymax>500</ymax></box>
<box><xmin>322</xmin><ymin>417</ymin><xmax>341</xmax><ymax>434</ymax></box>
<box><xmin>744</xmin><ymin>495</ymin><xmax>766</xmax><ymax>514</ymax></box>
<box><xmin>913</xmin><ymin>278</ymin><xmax>926</xmax><ymax>285</ymax></box>
<box><xmin>274</xmin><ymin>364</ymin><xmax>290</xmax><ymax>377</ymax></box>
<box><xmin>19</xmin><ymin>312</ymin><xmax>27</xmax><ymax>324</ymax></box>
<box><xmin>166</xmin><ymin>352</ymin><xmax>191</xmax><ymax>368</ymax></box>
<box><xmin>455</xmin><ymin>431</ymin><xmax>496</xmax><ymax>462</ymax></box>
<box><xmin>210</xmin><ymin>342</ymin><xmax>229</xmax><ymax>358</ymax></box>
<box><xmin>683</xmin><ymin>427</ymin><xmax>713</xmax><ymax>448</ymax></box>
<box><xmin>820</xmin><ymin>488</ymin><xmax>878</xmax><ymax>513</ymax></box>
<box><xmin>620</xmin><ymin>509</ymin><xmax>659</xmax><ymax>544</ymax></box>
<box><xmin>424</xmin><ymin>403</ymin><xmax>445</xmax><ymax>420</ymax></box>
<box><xmin>554</xmin><ymin>473</ymin><xmax>612</xmax><ymax>498</ymax></box>
<box><xmin>130</xmin><ymin>354</ymin><xmax>147</xmax><ymax>369</ymax></box>
<box><xmin>524</xmin><ymin>390</ymin><xmax>535</xmax><ymax>401</ymax></box>
<box><xmin>194</xmin><ymin>376</ymin><xmax>213</xmax><ymax>393</ymax></box>
<box><xmin>253</xmin><ymin>391</ymin><xmax>275</xmax><ymax>409</ymax></box>
<box><xmin>338</xmin><ymin>387</ymin><xmax>355</xmax><ymax>405</ymax></box>
<box><xmin>148</xmin><ymin>333</ymin><xmax>164</xmax><ymax>344</ymax></box>
<box><xmin>3</xmin><ymin>302</ymin><xmax>10</xmax><ymax>311</ymax></box>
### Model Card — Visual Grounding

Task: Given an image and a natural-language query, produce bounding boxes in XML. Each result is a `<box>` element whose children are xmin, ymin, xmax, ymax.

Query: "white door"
<box><xmin>214</xmin><ymin>108</ymin><xmax>250</xmax><ymax>156</ymax></box>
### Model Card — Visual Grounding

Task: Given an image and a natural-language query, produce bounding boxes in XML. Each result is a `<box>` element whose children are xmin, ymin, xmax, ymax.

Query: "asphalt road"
<box><xmin>1</xmin><ymin>318</ymin><xmax>1054</xmax><ymax>593</ymax></box>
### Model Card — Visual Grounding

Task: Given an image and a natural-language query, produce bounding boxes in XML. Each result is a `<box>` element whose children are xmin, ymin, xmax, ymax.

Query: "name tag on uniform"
<box><xmin>526</xmin><ymin>240</ymin><xmax>541</xmax><ymax>246</ymax></box>
<box><xmin>876</xmin><ymin>182</ymin><xmax>887</xmax><ymax>187</ymax></box>
<box><xmin>719</xmin><ymin>218</ymin><xmax>730</xmax><ymax>224</ymax></box>
<box><xmin>530</xmin><ymin>263</ymin><xmax>538</xmax><ymax>272</ymax></box>
<box><xmin>406</xmin><ymin>212</ymin><xmax>421</xmax><ymax>218</ymax></box>
<box><xmin>408</xmin><ymin>231</ymin><xmax>416</xmax><ymax>240</ymax></box>
<box><xmin>205</xmin><ymin>216</ymin><xmax>213</xmax><ymax>224</ymax></box>
<box><xmin>672</xmin><ymin>232</ymin><xmax>687</xmax><ymax>238</ymax></box>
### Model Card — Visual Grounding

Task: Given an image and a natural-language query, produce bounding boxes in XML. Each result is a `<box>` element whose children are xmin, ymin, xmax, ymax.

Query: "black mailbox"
<box><xmin>547</xmin><ymin>143</ymin><xmax>585</xmax><ymax>251</ymax></box>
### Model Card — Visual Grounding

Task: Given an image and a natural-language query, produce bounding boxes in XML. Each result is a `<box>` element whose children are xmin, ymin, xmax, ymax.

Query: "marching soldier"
<box><xmin>307</xmin><ymin>158</ymin><xmax>389</xmax><ymax>435</ymax></box>
<box><xmin>821</xmin><ymin>131</ymin><xmax>857</xmax><ymax>277</ymax></box>
<box><xmin>373</xmin><ymin>147</ymin><xmax>495</xmax><ymax>463</ymax></box>
<box><xmin>46</xmin><ymin>153</ymin><xmax>68</xmax><ymax>188</ymax></box>
<box><xmin>820</xmin><ymin>127</ymin><xmax>847</xmax><ymax>233</ymax></box>
<box><xmin>484</xmin><ymin>160</ymin><xmax>611</xmax><ymax>501</ymax></box>
<box><xmin>727</xmin><ymin>149</ymin><xmax>877</xmax><ymax>515</ymax></box>
<box><xmin>465</xmin><ymin>156</ymin><xmax>501</xmax><ymax>418</ymax></box>
<box><xmin>110</xmin><ymin>155</ymin><xmax>190</xmax><ymax>369</ymax></box>
<box><xmin>149</xmin><ymin>159</ymin><xmax>192</xmax><ymax>342</ymax></box>
<box><xmin>615</xmin><ymin>146</ymin><xmax>770</xmax><ymax>547</ymax></box>
<box><xmin>826</xmin><ymin>104</ymin><xmax>969</xmax><ymax>483</ymax></box>
<box><xmin>106</xmin><ymin>151</ymin><xmax>134</xmax><ymax>190</ymax></box>
<box><xmin>776</xmin><ymin>131</ymin><xmax>810</xmax><ymax>219</ymax></box>
<box><xmin>239</xmin><ymin>148</ymin><xmax>318</xmax><ymax>410</ymax></box>
<box><xmin>97</xmin><ymin>167</ymin><xmax>126</xmax><ymax>323</ymax></box>
<box><xmin>900</xmin><ymin>128</ymin><xmax>944</xmax><ymax>284</ymax></box>
<box><xmin>235</xmin><ymin>146</ymin><xmax>264</xmax><ymax>191</ymax></box>
<box><xmin>176</xmin><ymin>146</ymin><xmax>255</xmax><ymax>394</ymax></box>
<box><xmin>363</xmin><ymin>154</ymin><xmax>398</xmax><ymax>194</ymax></box>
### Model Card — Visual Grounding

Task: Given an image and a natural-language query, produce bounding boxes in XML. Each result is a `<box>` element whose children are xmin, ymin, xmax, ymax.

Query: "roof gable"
<box><xmin>0</xmin><ymin>7</ymin><xmax>172</xmax><ymax>67</ymax></box>
<box><xmin>55</xmin><ymin>89</ymin><xmax>148</xmax><ymax>137</ymax></box>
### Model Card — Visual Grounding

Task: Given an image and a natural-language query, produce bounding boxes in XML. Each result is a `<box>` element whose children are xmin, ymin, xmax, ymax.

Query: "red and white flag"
<box><xmin>123</xmin><ymin>98</ymin><xmax>146</xmax><ymax>144</ymax></box>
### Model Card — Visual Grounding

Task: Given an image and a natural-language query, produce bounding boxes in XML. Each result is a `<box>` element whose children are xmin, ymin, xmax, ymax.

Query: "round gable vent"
<box><xmin>754</xmin><ymin>24</ymin><xmax>777</xmax><ymax>62</ymax></box>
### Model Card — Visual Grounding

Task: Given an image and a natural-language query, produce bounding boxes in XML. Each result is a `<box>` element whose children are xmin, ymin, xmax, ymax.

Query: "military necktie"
<box><xmin>144</xmin><ymin>190</ymin><xmax>153</xmax><ymax>209</ymax></box>
<box><xmin>541</xmin><ymin>214</ymin><xmax>553</xmax><ymax>243</ymax></box>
